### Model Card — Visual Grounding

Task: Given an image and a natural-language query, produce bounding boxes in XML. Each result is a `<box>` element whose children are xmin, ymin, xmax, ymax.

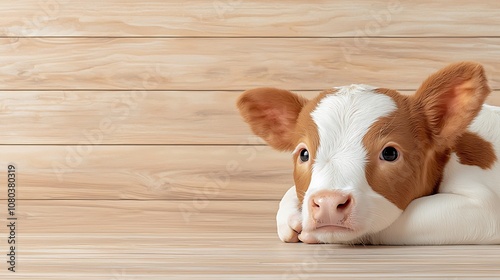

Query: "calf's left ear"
<box><xmin>414</xmin><ymin>62</ymin><xmax>491</xmax><ymax>149</ymax></box>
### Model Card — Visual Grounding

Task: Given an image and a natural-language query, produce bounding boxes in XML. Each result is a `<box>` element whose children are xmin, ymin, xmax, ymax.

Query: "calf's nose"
<box><xmin>310</xmin><ymin>191</ymin><xmax>353</xmax><ymax>228</ymax></box>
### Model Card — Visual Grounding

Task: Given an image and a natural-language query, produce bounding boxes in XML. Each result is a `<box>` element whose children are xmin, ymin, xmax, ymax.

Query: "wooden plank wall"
<box><xmin>1</xmin><ymin>0</ymin><xmax>500</xmax><ymax>278</ymax></box>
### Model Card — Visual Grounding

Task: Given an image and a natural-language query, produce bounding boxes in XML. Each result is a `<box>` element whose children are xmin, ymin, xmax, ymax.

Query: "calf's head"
<box><xmin>237</xmin><ymin>62</ymin><xmax>491</xmax><ymax>243</ymax></box>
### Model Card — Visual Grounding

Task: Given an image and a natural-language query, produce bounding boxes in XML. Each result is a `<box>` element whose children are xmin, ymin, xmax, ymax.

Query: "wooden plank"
<box><xmin>0</xmin><ymin>200</ymin><xmax>499</xmax><ymax>278</ymax></box>
<box><xmin>0</xmin><ymin>145</ymin><xmax>293</xmax><ymax>200</ymax></box>
<box><xmin>0</xmin><ymin>91</ymin><xmax>255</xmax><ymax>145</ymax></box>
<box><xmin>1</xmin><ymin>0</ymin><xmax>500</xmax><ymax>37</ymax></box>
<box><xmin>3</xmin><ymin>38</ymin><xmax>500</xmax><ymax>90</ymax></box>
<box><xmin>0</xmin><ymin>200</ymin><xmax>277</xmax><ymax>234</ymax></box>
<box><xmin>1</xmin><ymin>91</ymin><xmax>499</xmax><ymax>145</ymax></box>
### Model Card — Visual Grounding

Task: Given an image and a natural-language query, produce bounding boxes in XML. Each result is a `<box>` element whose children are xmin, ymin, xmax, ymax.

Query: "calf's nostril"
<box><xmin>312</xmin><ymin>199</ymin><xmax>320</xmax><ymax>209</ymax></box>
<box><xmin>337</xmin><ymin>197</ymin><xmax>351</xmax><ymax>210</ymax></box>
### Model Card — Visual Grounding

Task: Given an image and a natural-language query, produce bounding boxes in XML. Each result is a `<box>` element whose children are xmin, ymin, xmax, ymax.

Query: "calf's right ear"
<box><xmin>237</xmin><ymin>87</ymin><xmax>308</xmax><ymax>151</ymax></box>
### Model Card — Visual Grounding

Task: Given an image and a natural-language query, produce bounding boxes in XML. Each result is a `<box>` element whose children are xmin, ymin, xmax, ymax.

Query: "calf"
<box><xmin>237</xmin><ymin>62</ymin><xmax>500</xmax><ymax>245</ymax></box>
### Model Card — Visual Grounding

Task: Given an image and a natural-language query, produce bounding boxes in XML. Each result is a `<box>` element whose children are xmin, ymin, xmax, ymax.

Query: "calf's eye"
<box><xmin>380</xmin><ymin>146</ymin><xmax>399</xmax><ymax>162</ymax></box>
<box><xmin>299</xmin><ymin>149</ymin><xmax>309</xmax><ymax>162</ymax></box>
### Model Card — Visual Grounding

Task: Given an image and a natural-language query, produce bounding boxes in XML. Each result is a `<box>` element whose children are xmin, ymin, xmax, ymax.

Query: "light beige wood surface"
<box><xmin>1</xmin><ymin>0</ymin><xmax>500</xmax><ymax>37</ymax></box>
<box><xmin>3</xmin><ymin>38</ymin><xmax>500</xmax><ymax>90</ymax></box>
<box><xmin>1</xmin><ymin>0</ymin><xmax>500</xmax><ymax>279</ymax></box>
<box><xmin>0</xmin><ymin>145</ymin><xmax>292</xmax><ymax>200</ymax></box>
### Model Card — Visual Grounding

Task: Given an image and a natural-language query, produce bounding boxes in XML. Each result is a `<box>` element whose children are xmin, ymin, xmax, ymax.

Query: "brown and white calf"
<box><xmin>237</xmin><ymin>62</ymin><xmax>500</xmax><ymax>245</ymax></box>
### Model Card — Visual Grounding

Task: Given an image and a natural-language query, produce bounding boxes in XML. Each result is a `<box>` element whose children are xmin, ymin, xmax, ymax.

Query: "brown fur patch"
<box><xmin>455</xmin><ymin>132</ymin><xmax>497</xmax><ymax>169</ymax></box>
<box><xmin>363</xmin><ymin>89</ymin><xmax>447</xmax><ymax>210</ymax></box>
<box><xmin>293</xmin><ymin>89</ymin><xmax>336</xmax><ymax>204</ymax></box>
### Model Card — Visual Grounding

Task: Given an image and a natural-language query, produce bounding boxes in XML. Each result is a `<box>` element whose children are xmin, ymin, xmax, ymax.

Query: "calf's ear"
<box><xmin>414</xmin><ymin>62</ymin><xmax>491</xmax><ymax>149</ymax></box>
<box><xmin>237</xmin><ymin>87</ymin><xmax>308</xmax><ymax>151</ymax></box>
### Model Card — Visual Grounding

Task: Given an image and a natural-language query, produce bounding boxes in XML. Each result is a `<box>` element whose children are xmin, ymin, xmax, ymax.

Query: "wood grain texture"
<box><xmin>3</xmin><ymin>38</ymin><xmax>500</xmax><ymax>90</ymax></box>
<box><xmin>0</xmin><ymin>145</ymin><xmax>293</xmax><ymax>200</ymax></box>
<box><xmin>1</xmin><ymin>0</ymin><xmax>500</xmax><ymax>37</ymax></box>
<box><xmin>0</xmin><ymin>200</ymin><xmax>499</xmax><ymax>279</ymax></box>
<box><xmin>1</xmin><ymin>91</ymin><xmax>499</xmax><ymax>145</ymax></box>
<box><xmin>0</xmin><ymin>91</ymin><xmax>256</xmax><ymax>145</ymax></box>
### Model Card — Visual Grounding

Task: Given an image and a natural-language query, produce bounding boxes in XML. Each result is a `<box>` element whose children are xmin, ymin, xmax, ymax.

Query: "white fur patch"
<box><xmin>302</xmin><ymin>84</ymin><xmax>402</xmax><ymax>242</ymax></box>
